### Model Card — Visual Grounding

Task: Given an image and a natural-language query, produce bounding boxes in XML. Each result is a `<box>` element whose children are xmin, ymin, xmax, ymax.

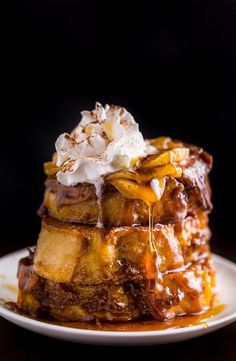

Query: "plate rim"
<box><xmin>0</xmin><ymin>249</ymin><xmax>236</xmax><ymax>338</ymax></box>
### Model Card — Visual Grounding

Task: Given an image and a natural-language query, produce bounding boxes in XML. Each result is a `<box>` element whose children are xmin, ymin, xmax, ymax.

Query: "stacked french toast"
<box><xmin>17</xmin><ymin>104</ymin><xmax>215</xmax><ymax>322</ymax></box>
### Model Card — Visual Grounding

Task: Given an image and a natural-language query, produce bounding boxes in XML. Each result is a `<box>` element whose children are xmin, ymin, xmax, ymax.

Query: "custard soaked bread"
<box><xmin>33</xmin><ymin>213</ymin><xmax>210</xmax><ymax>285</ymax></box>
<box><xmin>17</xmin><ymin>103</ymin><xmax>215</xmax><ymax>322</ymax></box>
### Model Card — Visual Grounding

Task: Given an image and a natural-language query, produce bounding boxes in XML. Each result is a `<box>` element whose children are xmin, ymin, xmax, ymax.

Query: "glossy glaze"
<box><xmin>5</xmin><ymin>302</ymin><xmax>224</xmax><ymax>332</ymax></box>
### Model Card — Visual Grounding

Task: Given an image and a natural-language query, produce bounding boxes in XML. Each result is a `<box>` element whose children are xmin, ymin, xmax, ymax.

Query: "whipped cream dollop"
<box><xmin>55</xmin><ymin>102</ymin><xmax>155</xmax><ymax>186</ymax></box>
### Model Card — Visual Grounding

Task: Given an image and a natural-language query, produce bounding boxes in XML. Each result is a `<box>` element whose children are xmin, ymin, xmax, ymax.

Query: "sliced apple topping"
<box><xmin>106</xmin><ymin>163</ymin><xmax>182</xmax><ymax>184</ymax></box>
<box><xmin>106</xmin><ymin>137</ymin><xmax>190</xmax><ymax>204</ymax></box>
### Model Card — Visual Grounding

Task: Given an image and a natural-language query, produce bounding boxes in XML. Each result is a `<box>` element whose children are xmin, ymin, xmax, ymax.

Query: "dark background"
<box><xmin>0</xmin><ymin>1</ymin><xmax>236</xmax><ymax>359</ymax></box>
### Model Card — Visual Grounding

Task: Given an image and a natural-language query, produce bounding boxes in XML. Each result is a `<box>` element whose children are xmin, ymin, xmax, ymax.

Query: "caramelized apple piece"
<box><xmin>107</xmin><ymin>163</ymin><xmax>182</xmax><ymax>203</ymax></box>
<box><xmin>106</xmin><ymin>169</ymin><xmax>137</xmax><ymax>182</ymax></box>
<box><xmin>109</xmin><ymin>178</ymin><xmax>158</xmax><ymax>203</ymax></box>
<box><xmin>150</xmin><ymin>137</ymin><xmax>184</xmax><ymax>150</ymax></box>
<box><xmin>107</xmin><ymin>163</ymin><xmax>182</xmax><ymax>185</ymax></box>
<box><xmin>141</xmin><ymin>148</ymin><xmax>189</xmax><ymax>169</ymax></box>
<box><xmin>44</xmin><ymin>161</ymin><xmax>62</xmax><ymax>176</ymax></box>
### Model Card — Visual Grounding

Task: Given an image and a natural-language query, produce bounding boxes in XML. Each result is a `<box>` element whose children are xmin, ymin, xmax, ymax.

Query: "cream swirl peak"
<box><xmin>55</xmin><ymin>102</ymin><xmax>155</xmax><ymax>186</ymax></box>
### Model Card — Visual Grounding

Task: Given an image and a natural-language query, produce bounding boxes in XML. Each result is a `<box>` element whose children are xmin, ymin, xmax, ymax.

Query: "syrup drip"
<box><xmin>94</xmin><ymin>178</ymin><xmax>103</xmax><ymax>228</ymax></box>
<box><xmin>146</xmin><ymin>203</ymin><xmax>160</xmax><ymax>291</ymax></box>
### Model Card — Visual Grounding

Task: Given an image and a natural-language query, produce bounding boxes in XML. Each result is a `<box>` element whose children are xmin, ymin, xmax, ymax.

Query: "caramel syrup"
<box><xmin>94</xmin><ymin>179</ymin><xmax>103</xmax><ymax>228</ymax></box>
<box><xmin>146</xmin><ymin>203</ymin><xmax>159</xmax><ymax>290</ymax></box>
<box><xmin>4</xmin><ymin>302</ymin><xmax>225</xmax><ymax>332</ymax></box>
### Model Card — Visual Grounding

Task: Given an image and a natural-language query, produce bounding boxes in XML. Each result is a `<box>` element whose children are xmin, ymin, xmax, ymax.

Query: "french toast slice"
<box><xmin>18</xmin><ymin>255</ymin><xmax>215</xmax><ymax>322</ymax></box>
<box><xmin>33</xmin><ymin>212</ymin><xmax>210</xmax><ymax>285</ymax></box>
<box><xmin>40</xmin><ymin>140</ymin><xmax>212</xmax><ymax>226</ymax></box>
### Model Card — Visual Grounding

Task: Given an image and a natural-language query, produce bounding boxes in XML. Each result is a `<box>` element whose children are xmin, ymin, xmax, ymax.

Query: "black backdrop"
<box><xmin>1</xmin><ymin>0</ymin><xmax>236</xmax><ymax>261</ymax></box>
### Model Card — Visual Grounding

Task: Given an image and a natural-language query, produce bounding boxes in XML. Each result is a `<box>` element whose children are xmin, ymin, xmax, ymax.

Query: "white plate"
<box><xmin>0</xmin><ymin>249</ymin><xmax>236</xmax><ymax>345</ymax></box>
